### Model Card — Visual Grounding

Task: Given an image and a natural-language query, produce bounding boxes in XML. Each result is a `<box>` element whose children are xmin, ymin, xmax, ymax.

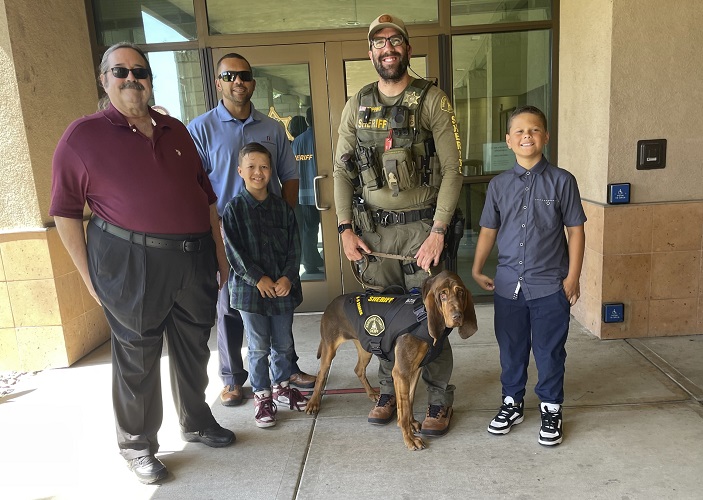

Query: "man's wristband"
<box><xmin>338</xmin><ymin>223</ymin><xmax>353</xmax><ymax>234</ymax></box>
<box><xmin>431</xmin><ymin>226</ymin><xmax>446</xmax><ymax>235</ymax></box>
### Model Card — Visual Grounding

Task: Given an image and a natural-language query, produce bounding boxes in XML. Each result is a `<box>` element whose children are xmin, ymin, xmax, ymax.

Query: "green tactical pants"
<box><xmin>359</xmin><ymin>219</ymin><xmax>454</xmax><ymax>406</ymax></box>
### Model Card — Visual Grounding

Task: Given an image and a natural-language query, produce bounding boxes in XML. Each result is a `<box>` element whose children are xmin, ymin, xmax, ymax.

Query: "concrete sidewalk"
<box><xmin>2</xmin><ymin>305</ymin><xmax>702</xmax><ymax>499</ymax></box>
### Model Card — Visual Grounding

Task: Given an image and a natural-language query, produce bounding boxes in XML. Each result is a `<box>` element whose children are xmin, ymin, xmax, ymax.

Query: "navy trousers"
<box><xmin>493</xmin><ymin>289</ymin><xmax>571</xmax><ymax>404</ymax></box>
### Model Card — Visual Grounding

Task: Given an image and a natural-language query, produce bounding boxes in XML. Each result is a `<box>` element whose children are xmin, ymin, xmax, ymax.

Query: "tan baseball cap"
<box><xmin>368</xmin><ymin>14</ymin><xmax>409</xmax><ymax>41</ymax></box>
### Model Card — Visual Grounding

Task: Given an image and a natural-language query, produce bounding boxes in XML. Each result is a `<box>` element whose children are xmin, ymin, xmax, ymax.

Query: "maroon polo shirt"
<box><xmin>50</xmin><ymin>104</ymin><xmax>216</xmax><ymax>234</ymax></box>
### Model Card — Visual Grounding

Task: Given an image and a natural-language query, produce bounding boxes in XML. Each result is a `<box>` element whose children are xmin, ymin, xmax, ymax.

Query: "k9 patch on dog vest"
<box><xmin>364</xmin><ymin>315</ymin><xmax>385</xmax><ymax>336</ymax></box>
<box><xmin>344</xmin><ymin>293</ymin><xmax>450</xmax><ymax>365</ymax></box>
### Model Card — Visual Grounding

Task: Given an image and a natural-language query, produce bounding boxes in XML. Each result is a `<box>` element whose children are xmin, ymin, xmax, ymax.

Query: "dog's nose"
<box><xmin>452</xmin><ymin>312</ymin><xmax>463</xmax><ymax>323</ymax></box>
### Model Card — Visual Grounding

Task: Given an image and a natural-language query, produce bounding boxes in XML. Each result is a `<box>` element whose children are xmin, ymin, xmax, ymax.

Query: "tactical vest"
<box><xmin>354</xmin><ymin>79</ymin><xmax>437</xmax><ymax>196</ymax></box>
<box><xmin>342</xmin><ymin>292</ymin><xmax>452</xmax><ymax>366</ymax></box>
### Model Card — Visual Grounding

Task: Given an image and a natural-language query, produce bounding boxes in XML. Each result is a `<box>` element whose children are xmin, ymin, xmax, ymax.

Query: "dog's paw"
<box><xmin>305</xmin><ymin>400</ymin><xmax>321</xmax><ymax>415</ymax></box>
<box><xmin>369</xmin><ymin>392</ymin><xmax>380</xmax><ymax>402</ymax></box>
<box><xmin>403</xmin><ymin>434</ymin><xmax>426</xmax><ymax>451</ymax></box>
<box><xmin>410</xmin><ymin>419</ymin><xmax>422</xmax><ymax>434</ymax></box>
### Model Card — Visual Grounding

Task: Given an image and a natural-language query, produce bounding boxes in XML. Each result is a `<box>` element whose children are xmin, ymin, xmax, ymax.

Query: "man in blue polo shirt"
<box><xmin>187</xmin><ymin>53</ymin><xmax>316</xmax><ymax>407</ymax></box>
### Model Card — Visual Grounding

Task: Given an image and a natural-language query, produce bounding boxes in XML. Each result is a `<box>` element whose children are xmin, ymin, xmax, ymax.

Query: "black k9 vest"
<box><xmin>342</xmin><ymin>293</ymin><xmax>451</xmax><ymax>366</ymax></box>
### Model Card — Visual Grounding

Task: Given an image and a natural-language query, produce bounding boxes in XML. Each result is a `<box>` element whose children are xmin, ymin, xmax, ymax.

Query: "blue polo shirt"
<box><xmin>187</xmin><ymin>100</ymin><xmax>298</xmax><ymax>215</ymax></box>
<box><xmin>479</xmin><ymin>156</ymin><xmax>587</xmax><ymax>301</ymax></box>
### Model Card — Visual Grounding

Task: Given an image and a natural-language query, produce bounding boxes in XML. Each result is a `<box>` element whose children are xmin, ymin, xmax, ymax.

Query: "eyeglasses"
<box><xmin>218</xmin><ymin>70</ymin><xmax>254</xmax><ymax>82</ymax></box>
<box><xmin>107</xmin><ymin>67</ymin><xmax>150</xmax><ymax>79</ymax></box>
<box><xmin>370</xmin><ymin>35</ymin><xmax>405</xmax><ymax>49</ymax></box>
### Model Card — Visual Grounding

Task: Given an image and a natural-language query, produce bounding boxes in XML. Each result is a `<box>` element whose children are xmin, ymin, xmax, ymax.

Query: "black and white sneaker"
<box><xmin>538</xmin><ymin>402</ymin><xmax>563</xmax><ymax>446</ymax></box>
<box><xmin>487</xmin><ymin>396</ymin><xmax>524</xmax><ymax>435</ymax></box>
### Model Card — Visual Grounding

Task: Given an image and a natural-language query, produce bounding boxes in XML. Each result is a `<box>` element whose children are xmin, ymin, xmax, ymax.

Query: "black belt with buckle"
<box><xmin>90</xmin><ymin>216</ymin><xmax>210</xmax><ymax>252</ymax></box>
<box><xmin>372</xmin><ymin>208</ymin><xmax>435</xmax><ymax>226</ymax></box>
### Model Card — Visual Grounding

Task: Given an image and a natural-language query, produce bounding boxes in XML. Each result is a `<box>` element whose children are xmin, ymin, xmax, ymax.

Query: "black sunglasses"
<box><xmin>108</xmin><ymin>67</ymin><xmax>150</xmax><ymax>79</ymax></box>
<box><xmin>218</xmin><ymin>70</ymin><xmax>253</xmax><ymax>82</ymax></box>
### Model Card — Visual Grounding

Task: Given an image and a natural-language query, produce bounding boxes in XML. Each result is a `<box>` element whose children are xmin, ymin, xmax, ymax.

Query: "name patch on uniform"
<box><xmin>367</xmin><ymin>296</ymin><xmax>395</xmax><ymax>303</ymax></box>
<box><xmin>364</xmin><ymin>315</ymin><xmax>385</xmax><ymax>336</ymax></box>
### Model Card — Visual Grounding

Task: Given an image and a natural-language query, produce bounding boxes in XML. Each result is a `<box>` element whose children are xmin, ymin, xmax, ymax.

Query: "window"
<box><xmin>206</xmin><ymin>0</ymin><xmax>438</xmax><ymax>35</ymax></box>
<box><xmin>452</xmin><ymin>29</ymin><xmax>552</xmax><ymax>175</ymax></box>
<box><xmin>147</xmin><ymin>50</ymin><xmax>206</xmax><ymax>124</ymax></box>
<box><xmin>92</xmin><ymin>0</ymin><xmax>197</xmax><ymax>45</ymax></box>
<box><xmin>451</xmin><ymin>0</ymin><xmax>551</xmax><ymax>26</ymax></box>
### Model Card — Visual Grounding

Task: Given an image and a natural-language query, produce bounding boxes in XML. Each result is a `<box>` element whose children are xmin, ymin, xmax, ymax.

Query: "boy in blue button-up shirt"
<box><xmin>472</xmin><ymin>106</ymin><xmax>586</xmax><ymax>446</ymax></box>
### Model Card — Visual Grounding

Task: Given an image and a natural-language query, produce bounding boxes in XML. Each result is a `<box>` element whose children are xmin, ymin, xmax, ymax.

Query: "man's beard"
<box><xmin>225</xmin><ymin>84</ymin><xmax>252</xmax><ymax>105</ymax></box>
<box><xmin>373</xmin><ymin>51</ymin><xmax>409</xmax><ymax>83</ymax></box>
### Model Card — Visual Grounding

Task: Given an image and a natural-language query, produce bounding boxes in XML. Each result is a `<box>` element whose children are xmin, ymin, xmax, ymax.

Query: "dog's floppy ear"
<box><xmin>458</xmin><ymin>286</ymin><xmax>478</xmax><ymax>339</ymax></box>
<box><xmin>422</xmin><ymin>273</ymin><xmax>444</xmax><ymax>346</ymax></box>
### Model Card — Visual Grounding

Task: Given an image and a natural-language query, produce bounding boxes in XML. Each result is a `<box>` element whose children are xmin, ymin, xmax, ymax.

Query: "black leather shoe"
<box><xmin>127</xmin><ymin>455</ymin><xmax>168</xmax><ymax>484</ymax></box>
<box><xmin>181</xmin><ymin>423</ymin><xmax>235</xmax><ymax>448</ymax></box>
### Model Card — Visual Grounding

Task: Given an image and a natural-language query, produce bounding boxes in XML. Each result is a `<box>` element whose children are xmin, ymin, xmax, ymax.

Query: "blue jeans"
<box><xmin>494</xmin><ymin>289</ymin><xmax>571</xmax><ymax>404</ymax></box>
<box><xmin>238</xmin><ymin>310</ymin><xmax>295</xmax><ymax>393</ymax></box>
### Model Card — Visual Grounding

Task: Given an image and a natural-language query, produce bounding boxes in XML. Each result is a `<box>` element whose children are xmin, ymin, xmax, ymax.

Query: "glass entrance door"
<box><xmin>211</xmin><ymin>44</ymin><xmax>340</xmax><ymax>312</ymax></box>
<box><xmin>212</xmin><ymin>37</ymin><xmax>441</xmax><ymax>309</ymax></box>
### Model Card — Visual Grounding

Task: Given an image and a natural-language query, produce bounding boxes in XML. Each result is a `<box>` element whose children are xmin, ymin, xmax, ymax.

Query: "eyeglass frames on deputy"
<box><xmin>370</xmin><ymin>35</ymin><xmax>405</xmax><ymax>49</ymax></box>
<box><xmin>107</xmin><ymin>67</ymin><xmax>150</xmax><ymax>79</ymax></box>
<box><xmin>218</xmin><ymin>70</ymin><xmax>254</xmax><ymax>82</ymax></box>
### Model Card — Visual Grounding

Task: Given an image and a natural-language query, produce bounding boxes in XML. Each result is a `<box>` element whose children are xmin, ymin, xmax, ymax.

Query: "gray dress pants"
<box><xmin>87</xmin><ymin>221</ymin><xmax>218</xmax><ymax>460</ymax></box>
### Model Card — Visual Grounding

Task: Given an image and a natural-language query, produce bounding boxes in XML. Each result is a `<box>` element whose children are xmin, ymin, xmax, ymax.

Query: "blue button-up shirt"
<box><xmin>479</xmin><ymin>156</ymin><xmax>587</xmax><ymax>301</ymax></box>
<box><xmin>187</xmin><ymin>101</ymin><xmax>298</xmax><ymax>215</ymax></box>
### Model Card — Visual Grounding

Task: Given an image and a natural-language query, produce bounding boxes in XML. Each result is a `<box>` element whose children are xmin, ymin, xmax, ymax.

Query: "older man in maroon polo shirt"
<box><xmin>50</xmin><ymin>42</ymin><xmax>234</xmax><ymax>485</ymax></box>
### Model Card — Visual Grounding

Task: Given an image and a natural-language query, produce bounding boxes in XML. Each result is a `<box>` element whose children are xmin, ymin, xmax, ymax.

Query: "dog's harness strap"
<box><xmin>368</xmin><ymin>341</ymin><xmax>387</xmax><ymax>361</ymax></box>
<box><xmin>413</xmin><ymin>303</ymin><xmax>427</xmax><ymax>323</ymax></box>
<box><xmin>367</xmin><ymin>296</ymin><xmax>411</xmax><ymax>361</ymax></box>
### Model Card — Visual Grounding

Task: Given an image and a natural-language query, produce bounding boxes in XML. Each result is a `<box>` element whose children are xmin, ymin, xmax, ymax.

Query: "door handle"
<box><xmin>313</xmin><ymin>174</ymin><xmax>330</xmax><ymax>211</ymax></box>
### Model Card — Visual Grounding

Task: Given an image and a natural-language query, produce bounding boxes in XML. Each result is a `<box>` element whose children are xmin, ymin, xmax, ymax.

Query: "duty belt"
<box><xmin>90</xmin><ymin>215</ymin><xmax>210</xmax><ymax>252</ymax></box>
<box><xmin>372</xmin><ymin>208</ymin><xmax>434</xmax><ymax>227</ymax></box>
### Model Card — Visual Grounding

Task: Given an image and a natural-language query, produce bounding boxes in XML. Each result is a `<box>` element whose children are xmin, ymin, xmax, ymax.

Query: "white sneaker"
<box><xmin>538</xmin><ymin>402</ymin><xmax>563</xmax><ymax>446</ymax></box>
<box><xmin>487</xmin><ymin>396</ymin><xmax>524</xmax><ymax>435</ymax></box>
<box><xmin>273</xmin><ymin>381</ymin><xmax>308</xmax><ymax>411</ymax></box>
<box><xmin>254</xmin><ymin>391</ymin><xmax>277</xmax><ymax>428</ymax></box>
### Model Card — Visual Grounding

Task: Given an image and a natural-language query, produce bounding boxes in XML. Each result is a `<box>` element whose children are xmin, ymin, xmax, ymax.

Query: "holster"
<box><xmin>442</xmin><ymin>208</ymin><xmax>465</xmax><ymax>272</ymax></box>
<box><xmin>352</xmin><ymin>196</ymin><xmax>375</xmax><ymax>233</ymax></box>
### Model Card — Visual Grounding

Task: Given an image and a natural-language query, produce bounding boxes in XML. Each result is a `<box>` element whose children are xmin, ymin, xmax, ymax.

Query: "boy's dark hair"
<box><xmin>506</xmin><ymin>105</ymin><xmax>548</xmax><ymax>132</ymax></box>
<box><xmin>238</xmin><ymin>142</ymin><xmax>272</xmax><ymax>164</ymax></box>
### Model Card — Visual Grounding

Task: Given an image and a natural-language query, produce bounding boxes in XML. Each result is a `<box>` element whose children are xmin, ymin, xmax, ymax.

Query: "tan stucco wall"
<box><xmin>0</xmin><ymin>0</ymin><xmax>97</xmax><ymax>231</ymax></box>
<box><xmin>609</xmin><ymin>0</ymin><xmax>703</xmax><ymax>202</ymax></box>
<box><xmin>561</xmin><ymin>0</ymin><xmax>703</xmax><ymax>339</ymax></box>
<box><xmin>0</xmin><ymin>1</ymin><xmax>109</xmax><ymax>371</ymax></box>
<box><xmin>558</xmin><ymin>0</ymin><xmax>613</xmax><ymax>203</ymax></box>
<box><xmin>0</xmin><ymin>0</ymin><xmax>41</xmax><ymax>229</ymax></box>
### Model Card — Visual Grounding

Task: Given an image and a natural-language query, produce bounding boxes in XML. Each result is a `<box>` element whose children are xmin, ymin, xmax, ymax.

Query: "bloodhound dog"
<box><xmin>305</xmin><ymin>270</ymin><xmax>478</xmax><ymax>450</ymax></box>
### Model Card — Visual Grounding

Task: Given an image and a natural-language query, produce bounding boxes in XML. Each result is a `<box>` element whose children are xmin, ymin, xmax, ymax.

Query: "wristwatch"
<box><xmin>338</xmin><ymin>223</ymin><xmax>353</xmax><ymax>234</ymax></box>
